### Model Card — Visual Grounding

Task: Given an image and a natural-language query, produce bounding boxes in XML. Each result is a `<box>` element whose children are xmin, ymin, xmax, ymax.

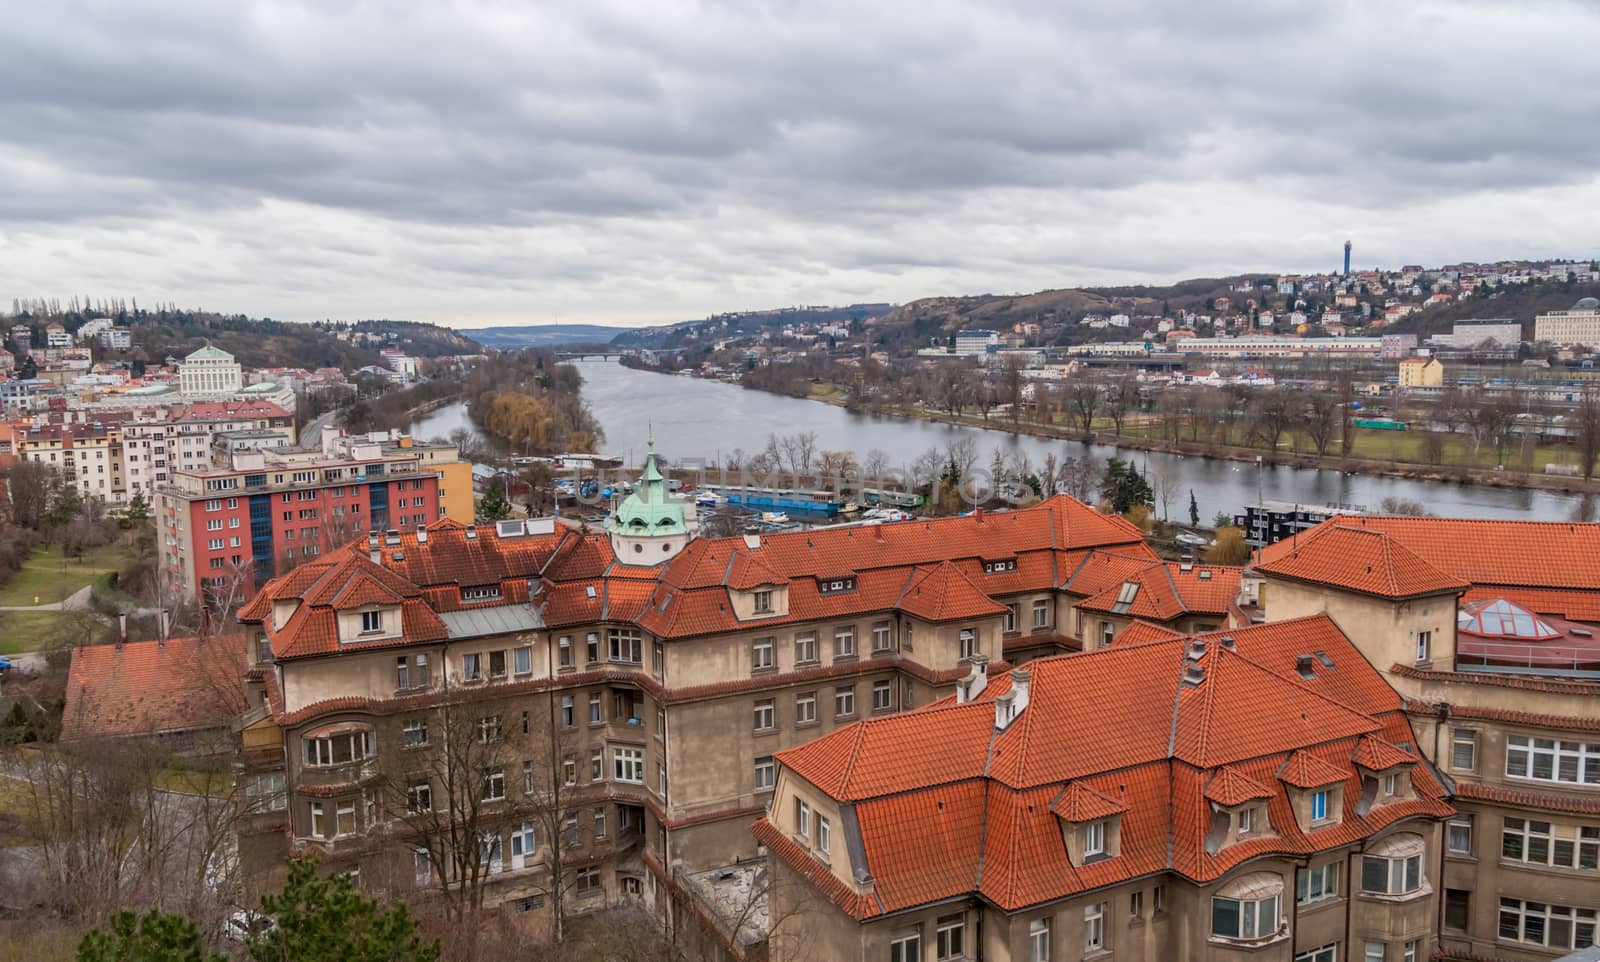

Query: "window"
<box><xmin>510</xmin><ymin>821</ymin><xmax>535</xmax><ymax>870</ymax></box>
<box><xmin>1451</xmin><ymin>728</ymin><xmax>1476</xmax><ymax>771</ymax></box>
<box><xmin>514</xmin><ymin>645</ymin><xmax>531</xmax><ymax>675</ymax></box>
<box><xmin>796</xmin><ymin>692</ymin><xmax>817</xmax><ymax>725</ymax></box>
<box><xmin>1415</xmin><ymin>630</ymin><xmax>1431</xmax><ymax>662</ymax></box>
<box><xmin>816</xmin><ymin>814</ymin><xmax>831</xmax><ymax>855</ymax></box>
<box><xmin>402</xmin><ymin>718</ymin><xmax>428</xmax><ymax>748</ymax></box>
<box><xmin>794</xmin><ymin>632</ymin><xmax>817</xmax><ymax>664</ymax></box>
<box><xmin>1032</xmin><ymin>599</ymin><xmax>1049</xmax><ymax>628</ymax></box>
<box><xmin>488</xmin><ymin>649</ymin><xmax>506</xmax><ymax>679</ymax></box>
<box><xmin>753</xmin><ymin>699</ymin><xmax>775</xmax><ymax>731</ymax></box>
<box><xmin>795</xmin><ymin>799</ymin><xmax>810</xmax><ymax>839</ymax></box>
<box><xmin>303</xmin><ymin>730</ymin><xmax>373</xmax><ymax>767</ymax></box>
<box><xmin>608</xmin><ymin>628</ymin><xmax>642</xmax><ymax>663</ymax></box>
<box><xmin>1129</xmin><ymin>890</ymin><xmax>1143</xmax><ymax>918</ymax></box>
<box><xmin>578</xmin><ymin>867</ymin><xmax>602</xmax><ymax>897</ymax></box>
<box><xmin>935</xmin><ymin>913</ymin><xmax>965</xmax><ymax>961</ymax></box>
<box><xmin>1296</xmin><ymin>947</ymin><xmax>1336</xmax><ymax>962</ymax></box>
<box><xmin>751</xmin><ymin>637</ymin><xmax>775</xmax><ymax>672</ymax></box>
<box><xmin>1503</xmin><ymin>817</ymin><xmax>1600</xmax><ymax>869</ymax></box>
<box><xmin>1403</xmin><ymin>942</ymin><xmax>1417</xmax><ymax>962</ymax></box>
<box><xmin>755</xmin><ymin>755</ymin><xmax>775</xmax><ymax>791</ymax></box>
<box><xmin>462</xmin><ymin>653</ymin><xmax>482</xmax><ymax>682</ymax></box>
<box><xmin>310</xmin><ymin>801</ymin><xmax>326</xmax><ymax>838</ymax></box>
<box><xmin>1445</xmin><ymin>889</ymin><xmax>1470</xmax><ymax>930</ymax></box>
<box><xmin>1448</xmin><ymin>815</ymin><xmax>1472</xmax><ymax>855</ymax></box>
<box><xmin>753</xmin><ymin>590</ymin><xmax>773</xmax><ymax>613</ymax></box>
<box><xmin>1211</xmin><ymin>874</ymin><xmax>1282</xmax><ymax>941</ymax></box>
<box><xmin>591</xmin><ymin>750</ymin><xmax>603</xmax><ymax>781</ymax></box>
<box><xmin>413</xmin><ymin>654</ymin><xmax>429</xmax><ymax>687</ymax></box>
<box><xmin>1311</xmin><ymin>790</ymin><xmax>1329</xmax><ymax>821</ymax></box>
<box><xmin>1363</xmin><ymin>945</ymin><xmax>1385</xmax><ymax>962</ymax></box>
<box><xmin>1383</xmin><ymin>774</ymin><xmax>1398</xmax><ymax>796</ymax></box>
<box><xmin>1100</xmin><ymin>620</ymin><xmax>1114</xmax><ymax>648</ymax></box>
<box><xmin>524</xmin><ymin>760</ymin><xmax>535</xmax><ymax>793</ymax></box>
<box><xmin>1239</xmin><ymin>806</ymin><xmax>1255</xmax><ymax>834</ymax></box>
<box><xmin>834</xmin><ymin>685</ymin><xmax>855</xmax><ymax>718</ymax></box>
<box><xmin>558</xmin><ymin>636</ymin><xmax>572</xmax><ymax>668</ymax></box>
<box><xmin>477</xmin><ymin>715</ymin><xmax>501</xmax><ymax>743</ymax></box>
<box><xmin>959</xmin><ymin>628</ymin><xmax>977</xmax><ymax>659</ymax></box>
<box><xmin>208</xmin><ymin>538</ymin><xmax>224</xmax><ymax>550</ymax></box>
<box><xmin>477</xmin><ymin>830</ymin><xmax>502</xmax><ymax>875</ymax></box>
<box><xmin>834</xmin><ymin>626</ymin><xmax>855</xmax><ymax>658</ymax></box>
<box><xmin>1361</xmin><ymin>853</ymin><xmax>1422</xmax><ymax>896</ymax></box>
<box><xmin>336</xmin><ymin>801</ymin><xmax>356</xmax><ymax>836</ymax></box>
<box><xmin>1500</xmin><ymin>897</ymin><xmax>1600</xmax><ymax>949</ymax></box>
<box><xmin>890</xmin><ymin>930</ymin><xmax>922</xmax><ymax>962</ymax></box>
<box><xmin>563</xmin><ymin>757</ymin><xmax>576</xmax><ymax>785</ymax></box>
<box><xmin>1029</xmin><ymin>918</ymin><xmax>1050</xmax><ymax>962</ymax></box>
<box><xmin>207</xmin><ymin>518</ymin><xmax>222</xmax><ymax>531</ymax></box>
<box><xmin>1084</xmin><ymin>819</ymin><xmax>1106</xmax><ymax>856</ymax></box>
<box><xmin>1153</xmin><ymin>884</ymin><xmax>1166</xmax><ymax>913</ymax></box>
<box><xmin>414</xmin><ymin>848</ymin><xmax>432</xmax><ymax>886</ymax></box>
<box><xmin>560</xmin><ymin>695</ymin><xmax>574</xmax><ymax>727</ymax></box>
<box><xmin>872</xmin><ymin>621</ymin><xmax>892</xmax><ymax>652</ymax></box>
<box><xmin>1506</xmin><ymin>735</ymin><xmax>1600</xmax><ymax>785</ymax></box>
<box><xmin>360</xmin><ymin>610</ymin><xmax>383</xmax><ymax>634</ymax></box>
<box><xmin>1296</xmin><ymin>862</ymin><xmax>1340</xmax><ymax>904</ymax></box>
<box><xmin>586</xmin><ymin>632</ymin><xmax>599</xmax><ymax>663</ymax></box>
<box><xmin>1084</xmin><ymin>902</ymin><xmax>1105</xmax><ymax>952</ymax></box>
<box><xmin>1004</xmin><ymin>603</ymin><xmax>1019</xmax><ymax>633</ymax></box>
<box><xmin>872</xmin><ymin>680</ymin><xmax>892</xmax><ymax>712</ymax></box>
<box><xmin>594</xmin><ymin>806</ymin><xmax>607</xmax><ymax>839</ymax></box>
<box><xmin>395</xmin><ymin>656</ymin><xmax>411</xmax><ymax>690</ymax></box>
<box><xmin>589</xmin><ymin>692</ymin><xmax>602</xmax><ymax>724</ymax></box>
<box><xmin>407</xmin><ymin>779</ymin><xmax>432</xmax><ymax>813</ymax></box>
<box><xmin>481</xmin><ymin>767</ymin><xmax>505</xmax><ymax>801</ymax></box>
<box><xmin>245</xmin><ymin>772</ymin><xmax>287</xmax><ymax>812</ymax></box>
<box><xmin>612</xmin><ymin>747</ymin><xmax>644</xmax><ymax>784</ymax></box>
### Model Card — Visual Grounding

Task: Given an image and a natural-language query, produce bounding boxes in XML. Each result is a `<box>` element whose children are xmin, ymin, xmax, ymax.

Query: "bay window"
<box><xmin>303</xmin><ymin>728</ymin><xmax>373</xmax><ymax>767</ymax></box>
<box><xmin>1211</xmin><ymin>873</ymin><xmax>1283</xmax><ymax>942</ymax></box>
<box><xmin>1360</xmin><ymin>833</ymin><xmax>1425</xmax><ymax>896</ymax></box>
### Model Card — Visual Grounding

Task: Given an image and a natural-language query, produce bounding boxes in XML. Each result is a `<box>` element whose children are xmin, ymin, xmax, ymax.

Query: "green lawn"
<box><xmin>0</xmin><ymin>542</ymin><xmax>131</xmax><ymax>608</ymax></box>
<box><xmin>0</xmin><ymin>610</ymin><xmax>112</xmax><ymax>655</ymax></box>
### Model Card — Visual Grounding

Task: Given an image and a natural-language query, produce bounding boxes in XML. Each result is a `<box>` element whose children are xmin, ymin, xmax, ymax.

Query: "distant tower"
<box><xmin>1344</xmin><ymin>240</ymin><xmax>1352</xmax><ymax>276</ymax></box>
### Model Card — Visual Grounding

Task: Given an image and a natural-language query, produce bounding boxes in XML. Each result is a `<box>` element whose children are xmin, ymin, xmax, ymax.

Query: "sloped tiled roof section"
<box><xmin>1277</xmin><ymin>749</ymin><xmax>1352</xmax><ymax>788</ymax></box>
<box><xmin>62</xmin><ymin>635</ymin><xmax>248</xmax><ymax>740</ymax></box>
<box><xmin>1203</xmin><ymin>766</ymin><xmax>1275</xmax><ymax>807</ymax></box>
<box><xmin>1050</xmin><ymin>781</ymin><xmax>1130</xmax><ymax>822</ymax></box>
<box><xmin>1255</xmin><ymin>523</ymin><xmax>1468</xmax><ymax>600</ymax></box>
<box><xmin>1349</xmin><ymin>734</ymin><xmax>1415</xmax><ymax>772</ymax></box>
<box><xmin>895</xmin><ymin>562</ymin><xmax>1009</xmax><ymax>623</ymax></box>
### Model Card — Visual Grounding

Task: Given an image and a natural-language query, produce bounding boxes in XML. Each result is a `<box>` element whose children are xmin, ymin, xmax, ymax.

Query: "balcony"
<box><xmin>1456</xmin><ymin>640</ymin><xmax>1600</xmax><ymax>680</ymax></box>
<box><xmin>296</xmin><ymin>758</ymin><xmax>379</xmax><ymax>790</ymax></box>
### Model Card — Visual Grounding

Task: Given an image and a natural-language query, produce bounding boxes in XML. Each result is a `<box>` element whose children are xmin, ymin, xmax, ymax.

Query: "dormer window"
<box><xmin>818</xmin><ymin>577</ymin><xmax>856</xmax><ymax>594</ymax></box>
<box><xmin>984</xmin><ymin>559</ymin><xmax>1016</xmax><ymax>574</ymax></box>
<box><xmin>1311</xmin><ymin>790</ymin><xmax>1329</xmax><ymax>821</ymax></box>
<box><xmin>753</xmin><ymin>590</ymin><xmax>773</xmax><ymax>613</ymax></box>
<box><xmin>1238</xmin><ymin>806</ymin><xmax>1255</xmax><ymax>835</ymax></box>
<box><xmin>360</xmin><ymin>610</ymin><xmax>382</xmax><ymax>634</ymax></box>
<box><xmin>461</xmin><ymin>586</ymin><xmax>501</xmax><ymax>603</ymax></box>
<box><xmin>1084</xmin><ymin>819</ymin><xmax>1107</xmax><ymax>856</ymax></box>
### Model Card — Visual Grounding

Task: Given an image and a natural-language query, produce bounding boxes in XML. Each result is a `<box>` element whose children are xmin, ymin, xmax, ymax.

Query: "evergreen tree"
<box><xmin>1098</xmin><ymin>458</ymin><xmax>1153</xmax><ymax>514</ymax></box>
<box><xmin>123</xmin><ymin>490</ymin><xmax>151</xmax><ymax>527</ymax></box>
<box><xmin>476</xmin><ymin>484</ymin><xmax>512</xmax><ymax>523</ymax></box>
<box><xmin>249</xmin><ymin>859</ymin><xmax>439</xmax><ymax>962</ymax></box>
<box><xmin>1188</xmin><ymin>490</ymin><xmax>1200</xmax><ymax>528</ymax></box>
<box><xmin>77</xmin><ymin>909</ymin><xmax>224</xmax><ymax>962</ymax></box>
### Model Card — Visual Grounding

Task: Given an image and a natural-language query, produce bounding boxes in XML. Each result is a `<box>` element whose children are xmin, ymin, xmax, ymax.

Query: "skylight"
<box><xmin>1457</xmin><ymin>599</ymin><xmax>1559</xmax><ymax>639</ymax></box>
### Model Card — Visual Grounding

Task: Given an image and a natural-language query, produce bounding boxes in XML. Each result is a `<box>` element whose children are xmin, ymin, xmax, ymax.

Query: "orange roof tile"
<box><xmin>1050</xmin><ymin>782</ymin><xmax>1129</xmax><ymax>822</ymax></box>
<box><xmin>1256</xmin><ymin>523</ymin><xmax>1467</xmax><ymax>599</ymax></box>
<box><xmin>895</xmin><ymin>562</ymin><xmax>1009</xmax><ymax>623</ymax></box>
<box><xmin>1203</xmin><ymin>766</ymin><xmax>1274</xmax><ymax>806</ymax></box>
<box><xmin>1349</xmin><ymin>735</ymin><xmax>1415</xmax><ymax>772</ymax></box>
<box><xmin>62</xmin><ymin>636</ymin><xmax>248</xmax><ymax>740</ymax></box>
<box><xmin>1276</xmin><ymin>749</ymin><xmax>1350</xmax><ymax>788</ymax></box>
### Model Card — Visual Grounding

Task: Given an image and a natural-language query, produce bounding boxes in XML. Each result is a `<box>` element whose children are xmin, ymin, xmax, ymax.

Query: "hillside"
<box><xmin>611</xmin><ymin>304</ymin><xmax>892</xmax><ymax>349</ymax></box>
<box><xmin>1387</xmin><ymin>278</ymin><xmax>1600</xmax><ymax>340</ymax></box>
<box><xmin>345</xmin><ymin>320</ymin><xmax>485</xmax><ymax>357</ymax></box>
<box><xmin>467</xmin><ymin>324</ymin><xmax>636</xmax><ymax>348</ymax></box>
<box><xmin>115</xmin><ymin>311</ymin><xmax>389</xmax><ymax>370</ymax></box>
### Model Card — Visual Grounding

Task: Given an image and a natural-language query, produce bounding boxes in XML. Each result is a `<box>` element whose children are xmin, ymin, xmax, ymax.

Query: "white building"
<box><xmin>1426</xmin><ymin>319</ymin><xmax>1523</xmax><ymax>350</ymax></box>
<box><xmin>178</xmin><ymin>345</ymin><xmax>244</xmax><ymax>397</ymax></box>
<box><xmin>953</xmin><ymin>330</ymin><xmax>999</xmax><ymax>357</ymax></box>
<box><xmin>1533</xmin><ymin>298</ymin><xmax>1600</xmax><ymax>349</ymax></box>
<box><xmin>98</xmin><ymin>328</ymin><xmax>132</xmax><ymax>350</ymax></box>
<box><xmin>76</xmin><ymin>318</ymin><xmax>114</xmax><ymax>343</ymax></box>
<box><xmin>45</xmin><ymin>324</ymin><xmax>71</xmax><ymax>348</ymax></box>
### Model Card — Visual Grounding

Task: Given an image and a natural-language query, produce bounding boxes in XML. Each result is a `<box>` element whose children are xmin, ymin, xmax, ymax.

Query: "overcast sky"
<box><xmin>2</xmin><ymin>0</ymin><xmax>1598</xmax><ymax>329</ymax></box>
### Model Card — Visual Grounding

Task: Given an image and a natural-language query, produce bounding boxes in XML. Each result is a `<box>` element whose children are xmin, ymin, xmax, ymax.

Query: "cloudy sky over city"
<box><xmin>3</xmin><ymin>0</ymin><xmax>1598</xmax><ymax>328</ymax></box>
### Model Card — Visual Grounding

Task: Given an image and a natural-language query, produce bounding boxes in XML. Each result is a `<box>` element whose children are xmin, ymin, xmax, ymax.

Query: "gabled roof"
<box><xmin>62</xmin><ymin>636</ymin><xmax>247</xmax><ymax>740</ymax></box>
<box><xmin>895</xmin><ymin>562</ymin><xmax>1009</xmax><ymax>623</ymax></box>
<box><xmin>1076</xmin><ymin>562</ymin><xmax>1240</xmax><ymax>622</ymax></box>
<box><xmin>1349</xmin><ymin>735</ymin><xmax>1415</xmax><ymax>772</ymax></box>
<box><xmin>1050</xmin><ymin>781</ymin><xmax>1129</xmax><ymax>822</ymax></box>
<box><xmin>1203</xmin><ymin>767</ymin><xmax>1274</xmax><ymax>807</ymax></box>
<box><xmin>1255</xmin><ymin>523</ymin><xmax>1467</xmax><ymax>600</ymax></box>
<box><xmin>1277</xmin><ymin>750</ymin><xmax>1351</xmax><ymax>788</ymax></box>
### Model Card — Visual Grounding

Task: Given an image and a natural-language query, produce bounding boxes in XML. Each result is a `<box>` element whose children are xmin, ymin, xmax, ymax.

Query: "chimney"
<box><xmin>973</xmin><ymin>506</ymin><xmax>984</xmax><ymax>523</ymax></box>
<box><xmin>956</xmin><ymin>655</ymin><xmax>989</xmax><ymax>704</ymax></box>
<box><xmin>416</xmin><ymin>527</ymin><xmax>428</xmax><ymax>544</ymax></box>
<box><xmin>1296</xmin><ymin>654</ymin><xmax>1315</xmax><ymax>679</ymax></box>
<box><xmin>116</xmin><ymin>613</ymin><xmax>127</xmax><ymax>650</ymax></box>
<box><xmin>995</xmin><ymin>668</ymin><xmax>1030</xmax><ymax>729</ymax></box>
<box><xmin>368</xmin><ymin>533</ymin><xmax>382</xmax><ymax>564</ymax></box>
<box><xmin>1189</xmin><ymin>638</ymin><xmax>1208</xmax><ymax>659</ymax></box>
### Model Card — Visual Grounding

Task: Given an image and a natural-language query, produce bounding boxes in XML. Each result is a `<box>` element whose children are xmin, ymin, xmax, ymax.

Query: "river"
<box><xmin>408</xmin><ymin>358</ymin><xmax>1588</xmax><ymax>524</ymax></box>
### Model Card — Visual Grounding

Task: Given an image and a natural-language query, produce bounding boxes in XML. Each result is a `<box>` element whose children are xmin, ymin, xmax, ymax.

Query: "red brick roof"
<box><xmin>895</xmin><ymin>562</ymin><xmax>1008</xmax><ymax>623</ymax></box>
<box><xmin>1075</xmin><ymin>562</ymin><xmax>1240</xmax><ymax>622</ymax></box>
<box><xmin>1256</xmin><ymin>523</ymin><xmax>1468</xmax><ymax>600</ymax></box>
<box><xmin>765</xmin><ymin>614</ymin><xmax>1450</xmax><ymax>918</ymax></box>
<box><xmin>62</xmin><ymin>636</ymin><xmax>248</xmax><ymax>740</ymax></box>
<box><xmin>1350</xmin><ymin>734</ymin><xmax>1415</xmax><ymax>772</ymax></box>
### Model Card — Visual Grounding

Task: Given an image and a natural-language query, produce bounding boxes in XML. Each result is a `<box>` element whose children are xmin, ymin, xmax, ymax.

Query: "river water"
<box><xmin>409</xmin><ymin>358</ymin><xmax>1587</xmax><ymax>523</ymax></box>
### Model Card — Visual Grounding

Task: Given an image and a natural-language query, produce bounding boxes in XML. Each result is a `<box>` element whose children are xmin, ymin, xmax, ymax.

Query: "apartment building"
<box><xmin>1535</xmin><ymin>298</ymin><xmax>1600</xmax><ymax>349</ymax></box>
<box><xmin>15</xmin><ymin>423</ymin><xmax>125</xmax><ymax>500</ymax></box>
<box><xmin>228</xmin><ymin>457</ymin><xmax>1176</xmax><ymax>932</ymax></box>
<box><xmin>157</xmin><ymin>439</ymin><xmax>445</xmax><ymax>607</ymax></box>
<box><xmin>759</xmin><ymin>617</ymin><xmax>1453</xmax><ymax>962</ymax></box>
<box><xmin>1255</xmin><ymin>516</ymin><xmax>1600</xmax><ymax>961</ymax></box>
<box><xmin>124</xmin><ymin>400</ymin><xmax>296</xmax><ymax>498</ymax></box>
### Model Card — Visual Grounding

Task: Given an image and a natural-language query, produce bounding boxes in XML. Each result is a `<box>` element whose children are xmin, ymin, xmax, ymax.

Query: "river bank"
<box><xmin>781</xmin><ymin>387</ymin><xmax>1600</xmax><ymax>499</ymax></box>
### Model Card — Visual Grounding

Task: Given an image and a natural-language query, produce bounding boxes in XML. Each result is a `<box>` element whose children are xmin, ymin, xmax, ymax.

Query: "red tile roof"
<box><xmin>1256</xmin><ymin>523</ymin><xmax>1468</xmax><ymax>600</ymax></box>
<box><xmin>62</xmin><ymin>636</ymin><xmax>248</xmax><ymax>740</ymax></box>
<box><xmin>1075</xmin><ymin>562</ymin><xmax>1240</xmax><ymax>622</ymax></box>
<box><xmin>895</xmin><ymin>562</ymin><xmax>1009</xmax><ymax>623</ymax></box>
<box><xmin>1350</xmin><ymin>735</ymin><xmax>1415</xmax><ymax>772</ymax></box>
<box><xmin>764</xmin><ymin>614</ymin><xmax>1450</xmax><ymax>918</ymax></box>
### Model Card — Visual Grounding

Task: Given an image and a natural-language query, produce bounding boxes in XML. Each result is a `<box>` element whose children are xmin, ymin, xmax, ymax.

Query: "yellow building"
<box><xmin>405</xmin><ymin>439</ymin><xmax>475</xmax><ymax>524</ymax></box>
<box><xmin>1398</xmin><ymin>356</ymin><xmax>1443</xmax><ymax>387</ymax></box>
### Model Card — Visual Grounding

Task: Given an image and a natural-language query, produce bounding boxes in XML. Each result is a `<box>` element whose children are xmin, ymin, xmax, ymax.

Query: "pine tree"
<box><xmin>249</xmin><ymin>859</ymin><xmax>439</xmax><ymax>962</ymax></box>
<box><xmin>476</xmin><ymin>484</ymin><xmax>512</xmax><ymax>523</ymax></box>
<box><xmin>1189</xmin><ymin>490</ymin><xmax>1200</xmax><ymax>528</ymax></box>
<box><xmin>77</xmin><ymin>909</ymin><xmax>224</xmax><ymax>962</ymax></box>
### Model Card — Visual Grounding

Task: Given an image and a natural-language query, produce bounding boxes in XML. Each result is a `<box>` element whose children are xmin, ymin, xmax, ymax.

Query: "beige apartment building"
<box><xmin>1256</xmin><ymin>516</ymin><xmax>1600</xmax><ymax>961</ymax></box>
<box><xmin>1534</xmin><ymin>297</ymin><xmax>1600</xmax><ymax>349</ymax></box>
<box><xmin>231</xmin><ymin>452</ymin><xmax>1187</xmax><ymax>940</ymax></box>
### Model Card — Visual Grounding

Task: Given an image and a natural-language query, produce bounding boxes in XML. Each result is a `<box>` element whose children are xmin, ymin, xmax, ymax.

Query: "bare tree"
<box><xmin>862</xmin><ymin>449</ymin><xmax>890</xmax><ymax>485</ymax></box>
<box><xmin>1066</xmin><ymin>374</ymin><xmax>1101</xmax><ymax>433</ymax></box>
<box><xmin>1151</xmin><ymin>460</ymin><xmax>1180</xmax><ymax>523</ymax></box>
<box><xmin>1249</xmin><ymin>389</ymin><xmax>1299</xmax><ymax>452</ymax></box>
<box><xmin>1301</xmin><ymin>392</ymin><xmax>1343</xmax><ymax>456</ymax></box>
<box><xmin>1057</xmin><ymin>455</ymin><xmax>1102</xmax><ymax>503</ymax></box>
<box><xmin>1104</xmin><ymin>375</ymin><xmax>1139</xmax><ymax>436</ymax></box>
<box><xmin>1576</xmin><ymin>383</ymin><xmax>1600</xmax><ymax>480</ymax></box>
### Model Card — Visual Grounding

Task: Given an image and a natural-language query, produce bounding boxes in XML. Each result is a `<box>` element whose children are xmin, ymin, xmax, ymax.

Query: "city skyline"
<box><xmin>3</xmin><ymin>1</ymin><xmax>1599</xmax><ymax>328</ymax></box>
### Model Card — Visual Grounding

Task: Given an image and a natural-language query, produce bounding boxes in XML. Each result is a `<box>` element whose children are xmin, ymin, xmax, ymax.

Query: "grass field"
<box><xmin>0</xmin><ymin>542</ymin><xmax>132</xmax><ymax>609</ymax></box>
<box><xmin>0</xmin><ymin>610</ymin><xmax>112</xmax><ymax>655</ymax></box>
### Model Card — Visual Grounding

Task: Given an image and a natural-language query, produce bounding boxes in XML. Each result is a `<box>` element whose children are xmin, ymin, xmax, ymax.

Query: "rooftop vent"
<box><xmin>1189</xmin><ymin>639</ymin><xmax>1208</xmax><ymax>659</ymax></box>
<box><xmin>1572</xmin><ymin>627</ymin><xmax>1594</xmax><ymax>638</ymax></box>
<box><xmin>743</xmin><ymin>532</ymin><xmax>761</xmax><ymax>550</ymax></box>
<box><xmin>1296</xmin><ymin>654</ymin><xmax>1316</xmax><ymax>679</ymax></box>
<box><xmin>383</xmin><ymin>529</ymin><xmax>401</xmax><ymax>546</ymax></box>
<box><xmin>416</xmin><ymin>528</ymin><xmax>428</xmax><ymax>544</ymax></box>
<box><xmin>1315</xmin><ymin>651</ymin><xmax>1335</xmax><ymax>668</ymax></box>
<box><xmin>994</xmin><ymin>669</ymin><xmax>1030</xmax><ymax>729</ymax></box>
<box><xmin>391</xmin><ymin>551</ymin><xmax>405</xmax><ymax>561</ymax></box>
<box><xmin>464</xmin><ymin>527</ymin><xmax>478</xmax><ymax>540</ymax></box>
<box><xmin>1198</xmin><ymin>570</ymin><xmax>1213</xmax><ymax>580</ymax></box>
<box><xmin>1179</xmin><ymin>561</ymin><xmax>1194</xmax><ymax>573</ymax></box>
<box><xmin>1219</xmin><ymin>635</ymin><xmax>1236</xmax><ymax>650</ymax></box>
<box><xmin>956</xmin><ymin>655</ymin><xmax>989</xmax><ymax>704</ymax></box>
<box><xmin>1181</xmin><ymin>663</ymin><xmax>1207</xmax><ymax>688</ymax></box>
